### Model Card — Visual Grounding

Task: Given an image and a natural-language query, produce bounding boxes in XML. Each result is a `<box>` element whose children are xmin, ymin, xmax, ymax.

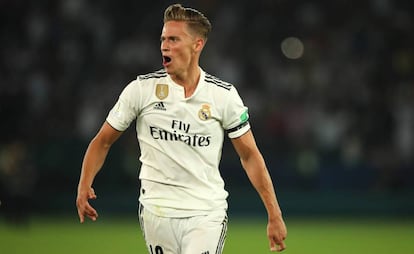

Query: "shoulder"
<box><xmin>120</xmin><ymin>69</ymin><xmax>168</xmax><ymax>96</ymax></box>
<box><xmin>137</xmin><ymin>69</ymin><xmax>168</xmax><ymax>81</ymax></box>
<box><xmin>203</xmin><ymin>72</ymin><xmax>234</xmax><ymax>91</ymax></box>
<box><xmin>123</xmin><ymin>69</ymin><xmax>168</xmax><ymax>94</ymax></box>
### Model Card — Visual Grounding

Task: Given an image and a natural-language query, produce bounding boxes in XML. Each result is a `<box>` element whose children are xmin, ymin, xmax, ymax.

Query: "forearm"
<box><xmin>78</xmin><ymin>137</ymin><xmax>111</xmax><ymax>190</ymax></box>
<box><xmin>241</xmin><ymin>152</ymin><xmax>283</xmax><ymax>220</ymax></box>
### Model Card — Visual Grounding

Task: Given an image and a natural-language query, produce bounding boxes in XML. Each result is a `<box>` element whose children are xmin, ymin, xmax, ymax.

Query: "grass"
<box><xmin>2</xmin><ymin>215</ymin><xmax>414</xmax><ymax>254</ymax></box>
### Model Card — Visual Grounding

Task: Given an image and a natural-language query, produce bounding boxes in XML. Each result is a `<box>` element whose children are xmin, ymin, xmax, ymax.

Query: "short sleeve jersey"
<box><xmin>106</xmin><ymin>68</ymin><xmax>250</xmax><ymax>217</ymax></box>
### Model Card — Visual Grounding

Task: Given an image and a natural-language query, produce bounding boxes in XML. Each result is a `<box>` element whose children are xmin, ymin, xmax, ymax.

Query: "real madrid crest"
<box><xmin>198</xmin><ymin>104</ymin><xmax>211</xmax><ymax>121</ymax></box>
<box><xmin>156</xmin><ymin>84</ymin><xmax>169</xmax><ymax>100</ymax></box>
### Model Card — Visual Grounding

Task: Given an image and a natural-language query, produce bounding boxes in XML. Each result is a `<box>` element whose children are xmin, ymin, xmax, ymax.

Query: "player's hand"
<box><xmin>76</xmin><ymin>186</ymin><xmax>98</xmax><ymax>223</ymax></box>
<box><xmin>267</xmin><ymin>216</ymin><xmax>287</xmax><ymax>252</ymax></box>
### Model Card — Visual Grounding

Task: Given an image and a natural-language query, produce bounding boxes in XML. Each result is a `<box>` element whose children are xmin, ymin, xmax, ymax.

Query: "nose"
<box><xmin>161</xmin><ymin>41</ymin><xmax>169</xmax><ymax>52</ymax></box>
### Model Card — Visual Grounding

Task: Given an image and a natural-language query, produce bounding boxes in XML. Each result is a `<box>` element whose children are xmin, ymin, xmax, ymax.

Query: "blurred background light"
<box><xmin>281</xmin><ymin>37</ymin><xmax>304</xmax><ymax>59</ymax></box>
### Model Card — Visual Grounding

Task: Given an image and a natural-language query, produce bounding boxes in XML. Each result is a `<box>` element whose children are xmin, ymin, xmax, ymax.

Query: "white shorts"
<box><xmin>138</xmin><ymin>203</ymin><xmax>227</xmax><ymax>254</ymax></box>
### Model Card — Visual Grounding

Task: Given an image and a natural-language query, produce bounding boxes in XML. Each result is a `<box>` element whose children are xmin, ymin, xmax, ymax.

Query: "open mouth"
<box><xmin>163</xmin><ymin>56</ymin><xmax>172</xmax><ymax>65</ymax></box>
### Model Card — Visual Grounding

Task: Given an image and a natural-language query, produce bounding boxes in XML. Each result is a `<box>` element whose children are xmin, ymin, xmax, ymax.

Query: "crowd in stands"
<box><xmin>1</xmin><ymin>0</ymin><xmax>413</xmax><ymax>201</ymax></box>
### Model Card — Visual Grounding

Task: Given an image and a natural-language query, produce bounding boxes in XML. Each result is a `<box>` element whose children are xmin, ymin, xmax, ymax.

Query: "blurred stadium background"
<box><xmin>1</xmin><ymin>0</ymin><xmax>413</xmax><ymax>253</ymax></box>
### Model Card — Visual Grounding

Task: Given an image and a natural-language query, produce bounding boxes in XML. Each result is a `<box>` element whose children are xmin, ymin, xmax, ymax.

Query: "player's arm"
<box><xmin>231</xmin><ymin>129</ymin><xmax>287</xmax><ymax>252</ymax></box>
<box><xmin>76</xmin><ymin>121</ymin><xmax>123</xmax><ymax>223</ymax></box>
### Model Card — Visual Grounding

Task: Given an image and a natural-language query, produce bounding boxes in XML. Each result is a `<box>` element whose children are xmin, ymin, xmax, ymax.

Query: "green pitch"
<box><xmin>1</xmin><ymin>216</ymin><xmax>413</xmax><ymax>254</ymax></box>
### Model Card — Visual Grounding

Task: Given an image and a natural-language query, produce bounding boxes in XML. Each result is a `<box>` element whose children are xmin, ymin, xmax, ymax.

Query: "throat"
<box><xmin>170</xmin><ymin>70</ymin><xmax>200</xmax><ymax>98</ymax></box>
<box><xmin>170</xmin><ymin>75</ymin><xmax>197</xmax><ymax>98</ymax></box>
<box><xmin>184</xmin><ymin>85</ymin><xmax>197</xmax><ymax>98</ymax></box>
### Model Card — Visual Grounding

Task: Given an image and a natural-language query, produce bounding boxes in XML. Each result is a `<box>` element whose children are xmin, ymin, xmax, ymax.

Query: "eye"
<box><xmin>160</xmin><ymin>36</ymin><xmax>179</xmax><ymax>43</ymax></box>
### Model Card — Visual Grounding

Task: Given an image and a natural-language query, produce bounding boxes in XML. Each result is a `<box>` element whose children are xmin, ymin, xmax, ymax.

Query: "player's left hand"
<box><xmin>267</xmin><ymin>216</ymin><xmax>287</xmax><ymax>252</ymax></box>
<box><xmin>76</xmin><ymin>186</ymin><xmax>98</xmax><ymax>223</ymax></box>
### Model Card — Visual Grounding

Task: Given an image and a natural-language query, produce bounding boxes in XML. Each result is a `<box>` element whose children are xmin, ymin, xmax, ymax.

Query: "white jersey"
<box><xmin>106</xmin><ymin>68</ymin><xmax>250</xmax><ymax>217</ymax></box>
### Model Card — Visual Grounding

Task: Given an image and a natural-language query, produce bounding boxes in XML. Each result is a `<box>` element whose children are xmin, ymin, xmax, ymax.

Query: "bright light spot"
<box><xmin>281</xmin><ymin>37</ymin><xmax>304</xmax><ymax>59</ymax></box>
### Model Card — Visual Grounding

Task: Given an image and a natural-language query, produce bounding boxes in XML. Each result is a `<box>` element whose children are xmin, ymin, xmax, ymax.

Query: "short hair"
<box><xmin>163</xmin><ymin>4</ymin><xmax>212</xmax><ymax>39</ymax></box>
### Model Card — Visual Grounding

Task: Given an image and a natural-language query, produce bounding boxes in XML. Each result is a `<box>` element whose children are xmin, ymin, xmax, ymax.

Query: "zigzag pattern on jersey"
<box><xmin>204</xmin><ymin>73</ymin><xmax>232</xmax><ymax>91</ymax></box>
<box><xmin>138</xmin><ymin>69</ymin><xmax>167</xmax><ymax>80</ymax></box>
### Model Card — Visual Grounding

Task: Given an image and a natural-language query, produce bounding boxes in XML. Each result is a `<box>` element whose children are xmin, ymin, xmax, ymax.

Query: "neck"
<box><xmin>170</xmin><ymin>66</ymin><xmax>201</xmax><ymax>98</ymax></box>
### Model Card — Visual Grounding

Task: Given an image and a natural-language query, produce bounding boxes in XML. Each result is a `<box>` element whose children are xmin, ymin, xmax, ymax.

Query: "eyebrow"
<box><xmin>160</xmin><ymin>35</ymin><xmax>179</xmax><ymax>41</ymax></box>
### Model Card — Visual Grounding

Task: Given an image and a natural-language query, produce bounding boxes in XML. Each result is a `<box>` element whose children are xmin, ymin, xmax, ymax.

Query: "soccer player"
<box><xmin>76</xmin><ymin>3</ymin><xmax>287</xmax><ymax>253</ymax></box>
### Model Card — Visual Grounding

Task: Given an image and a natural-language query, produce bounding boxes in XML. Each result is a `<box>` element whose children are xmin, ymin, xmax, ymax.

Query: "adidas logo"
<box><xmin>154</xmin><ymin>102</ymin><xmax>166</xmax><ymax>111</ymax></box>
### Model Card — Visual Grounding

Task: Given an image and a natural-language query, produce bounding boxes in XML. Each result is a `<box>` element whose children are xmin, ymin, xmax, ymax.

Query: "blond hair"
<box><xmin>163</xmin><ymin>4</ymin><xmax>212</xmax><ymax>39</ymax></box>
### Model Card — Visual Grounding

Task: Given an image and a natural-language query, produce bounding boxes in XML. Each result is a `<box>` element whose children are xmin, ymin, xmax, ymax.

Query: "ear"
<box><xmin>194</xmin><ymin>37</ymin><xmax>205</xmax><ymax>52</ymax></box>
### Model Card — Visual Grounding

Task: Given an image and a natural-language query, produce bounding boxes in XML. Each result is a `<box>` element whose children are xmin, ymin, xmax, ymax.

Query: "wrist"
<box><xmin>268</xmin><ymin>210</ymin><xmax>283</xmax><ymax>222</ymax></box>
<box><xmin>77</xmin><ymin>182</ymin><xmax>91</xmax><ymax>193</ymax></box>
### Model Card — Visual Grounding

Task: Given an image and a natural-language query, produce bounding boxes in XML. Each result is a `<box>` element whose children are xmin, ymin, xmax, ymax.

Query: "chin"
<box><xmin>164</xmin><ymin>66</ymin><xmax>178</xmax><ymax>76</ymax></box>
<box><xmin>164</xmin><ymin>67</ymin><xmax>173</xmax><ymax>74</ymax></box>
